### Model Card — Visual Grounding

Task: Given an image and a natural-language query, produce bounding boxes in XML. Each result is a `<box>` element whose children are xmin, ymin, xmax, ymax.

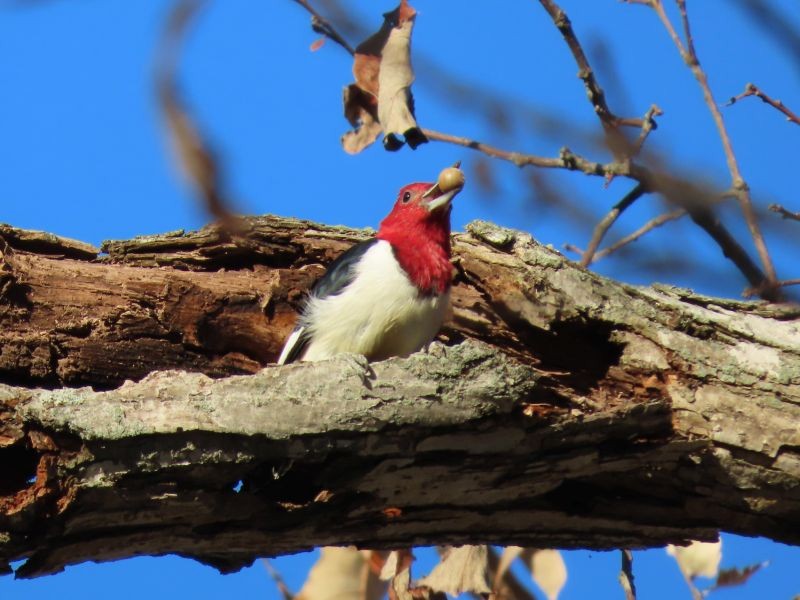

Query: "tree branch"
<box><xmin>769</xmin><ymin>203</ymin><xmax>800</xmax><ymax>222</ymax></box>
<box><xmin>0</xmin><ymin>217</ymin><xmax>799</xmax><ymax>578</ymax></box>
<box><xmin>629</xmin><ymin>0</ymin><xmax>778</xmax><ymax>290</ymax></box>
<box><xmin>422</xmin><ymin>130</ymin><xmax>775</xmax><ymax>297</ymax></box>
<box><xmin>579</xmin><ymin>183</ymin><xmax>649</xmax><ymax>266</ymax></box>
<box><xmin>292</xmin><ymin>0</ymin><xmax>356</xmax><ymax>55</ymax></box>
<box><xmin>727</xmin><ymin>83</ymin><xmax>800</xmax><ymax>126</ymax></box>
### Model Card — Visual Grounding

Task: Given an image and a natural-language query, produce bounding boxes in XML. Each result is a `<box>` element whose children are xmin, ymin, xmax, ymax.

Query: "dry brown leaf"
<box><xmin>380</xmin><ymin>549</ymin><xmax>417</xmax><ymax>600</ymax></box>
<box><xmin>341</xmin><ymin>85</ymin><xmax>382</xmax><ymax>154</ymax></box>
<box><xmin>666</xmin><ymin>539</ymin><xmax>722</xmax><ymax>580</ymax></box>
<box><xmin>388</xmin><ymin>563</ymin><xmax>413</xmax><ymax>600</ymax></box>
<box><xmin>296</xmin><ymin>547</ymin><xmax>387</xmax><ymax>600</ymax></box>
<box><xmin>310</xmin><ymin>37</ymin><xmax>326</xmax><ymax>52</ymax></box>
<box><xmin>341</xmin><ymin>1</ymin><xmax>427</xmax><ymax>153</ymax></box>
<box><xmin>711</xmin><ymin>561</ymin><xmax>767</xmax><ymax>591</ymax></box>
<box><xmin>376</xmin><ymin>4</ymin><xmax>424</xmax><ymax>151</ymax></box>
<box><xmin>520</xmin><ymin>549</ymin><xmax>567</xmax><ymax>600</ymax></box>
<box><xmin>418</xmin><ymin>545</ymin><xmax>491</xmax><ymax>596</ymax></box>
<box><xmin>380</xmin><ymin>549</ymin><xmax>413</xmax><ymax>580</ymax></box>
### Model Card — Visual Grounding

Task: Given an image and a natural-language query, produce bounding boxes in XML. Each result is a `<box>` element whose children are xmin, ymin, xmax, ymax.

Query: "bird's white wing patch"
<box><xmin>277</xmin><ymin>326</ymin><xmax>307</xmax><ymax>365</ymax></box>
<box><xmin>299</xmin><ymin>240</ymin><xmax>449</xmax><ymax>362</ymax></box>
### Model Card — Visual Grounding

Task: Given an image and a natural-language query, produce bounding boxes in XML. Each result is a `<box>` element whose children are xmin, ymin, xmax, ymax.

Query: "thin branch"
<box><xmin>745</xmin><ymin>278</ymin><xmax>800</xmax><ymax>298</ymax></box>
<box><xmin>769</xmin><ymin>203</ymin><xmax>800</xmax><ymax>221</ymax></box>
<box><xmin>292</xmin><ymin>0</ymin><xmax>355</xmax><ymax>55</ymax></box>
<box><xmin>593</xmin><ymin>208</ymin><xmax>686</xmax><ymax>261</ymax></box>
<box><xmin>422</xmin><ymin>129</ymin><xmax>635</xmax><ymax>178</ymax></box>
<box><xmin>631</xmin><ymin>104</ymin><xmax>664</xmax><ymax>155</ymax></box>
<box><xmin>676</xmin><ymin>0</ymin><xmax>697</xmax><ymax>60</ymax></box>
<box><xmin>537</xmin><ymin>0</ymin><xmax>660</xmax><ymax>176</ymax></box>
<box><xmin>565</xmin><ymin>207</ymin><xmax>686</xmax><ymax>263</ymax></box>
<box><xmin>727</xmin><ymin>83</ymin><xmax>800</xmax><ymax>125</ymax></box>
<box><xmin>156</xmin><ymin>0</ymin><xmax>237</xmax><ymax>223</ymax></box>
<box><xmin>261</xmin><ymin>559</ymin><xmax>295</xmax><ymax>600</ymax></box>
<box><xmin>618</xmin><ymin>549</ymin><xmax>637</xmax><ymax>600</ymax></box>
<box><xmin>676</xmin><ymin>565</ymin><xmax>704</xmax><ymax>600</ymax></box>
<box><xmin>633</xmin><ymin>0</ymin><xmax>779</xmax><ymax>290</ymax></box>
<box><xmin>580</xmin><ymin>183</ymin><xmax>649</xmax><ymax>266</ymax></box>
<box><xmin>424</xmin><ymin>127</ymin><xmax>774</xmax><ymax>297</ymax></box>
<box><xmin>486</xmin><ymin>547</ymin><xmax>539</xmax><ymax>600</ymax></box>
<box><xmin>537</xmin><ymin>0</ymin><xmax>633</xmax><ymax>130</ymax></box>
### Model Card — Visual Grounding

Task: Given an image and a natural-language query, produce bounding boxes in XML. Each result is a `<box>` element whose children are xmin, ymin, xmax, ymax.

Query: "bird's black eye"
<box><xmin>402</xmin><ymin>191</ymin><xmax>411</xmax><ymax>203</ymax></box>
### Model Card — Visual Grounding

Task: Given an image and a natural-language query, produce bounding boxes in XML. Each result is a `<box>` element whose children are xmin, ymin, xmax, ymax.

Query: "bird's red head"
<box><xmin>377</xmin><ymin>180</ymin><xmax>459</xmax><ymax>295</ymax></box>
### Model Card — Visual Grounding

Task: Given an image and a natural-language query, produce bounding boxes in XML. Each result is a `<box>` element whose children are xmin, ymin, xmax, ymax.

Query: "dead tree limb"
<box><xmin>0</xmin><ymin>217</ymin><xmax>798</xmax><ymax>578</ymax></box>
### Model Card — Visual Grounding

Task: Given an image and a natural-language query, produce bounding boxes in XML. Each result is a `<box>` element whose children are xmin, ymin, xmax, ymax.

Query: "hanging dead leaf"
<box><xmin>376</xmin><ymin>2</ymin><xmax>426</xmax><ymax>151</ymax></box>
<box><xmin>380</xmin><ymin>549</ymin><xmax>414</xmax><ymax>580</ymax></box>
<box><xmin>378</xmin><ymin>549</ymin><xmax>415</xmax><ymax>600</ymax></box>
<box><xmin>711</xmin><ymin>561</ymin><xmax>767</xmax><ymax>591</ymax></box>
<box><xmin>418</xmin><ymin>545</ymin><xmax>491</xmax><ymax>596</ymax></box>
<box><xmin>296</xmin><ymin>547</ymin><xmax>387</xmax><ymax>600</ymax></box>
<box><xmin>520</xmin><ymin>549</ymin><xmax>567</xmax><ymax>600</ymax></box>
<box><xmin>310</xmin><ymin>37</ymin><xmax>326</xmax><ymax>52</ymax></box>
<box><xmin>666</xmin><ymin>539</ymin><xmax>722</xmax><ymax>580</ymax></box>
<box><xmin>342</xmin><ymin>85</ymin><xmax>383</xmax><ymax>154</ymax></box>
<box><xmin>341</xmin><ymin>0</ymin><xmax>427</xmax><ymax>153</ymax></box>
<box><xmin>388</xmin><ymin>562</ymin><xmax>413</xmax><ymax>600</ymax></box>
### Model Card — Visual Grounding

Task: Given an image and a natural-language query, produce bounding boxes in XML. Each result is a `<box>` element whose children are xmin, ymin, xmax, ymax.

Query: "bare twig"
<box><xmin>629</xmin><ymin>0</ymin><xmax>779</xmax><ymax>292</ymax></box>
<box><xmin>537</xmin><ymin>0</ymin><xmax>660</xmax><ymax>174</ymax></box>
<box><xmin>745</xmin><ymin>278</ymin><xmax>800</xmax><ymax>298</ymax></box>
<box><xmin>631</xmin><ymin>104</ymin><xmax>664</xmax><ymax>155</ymax></box>
<box><xmin>425</xmin><ymin>127</ymin><xmax>773</xmax><ymax>296</ymax></box>
<box><xmin>580</xmin><ymin>183</ymin><xmax>649</xmax><ymax>266</ymax></box>
<box><xmin>261</xmin><ymin>559</ymin><xmax>295</xmax><ymax>600</ymax></box>
<box><xmin>292</xmin><ymin>0</ymin><xmax>355</xmax><ymax>55</ymax></box>
<box><xmin>727</xmin><ymin>83</ymin><xmax>800</xmax><ymax>125</ymax></box>
<box><xmin>537</xmin><ymin>0</ymin><xmax>633</xmax><ymax>130</ymax></box>
<box><xmin>566</xmin><ymin>208</ymin><xmax>685</xmax><ymax>262</ymax></box>
<box><xmin>486</xmin><ymin>547</ymin><xmax>539</xmax><ymax>600</ymax></box>
<box><xmin>769</xmin><ymin>203</ymin><xmax>800</xmax><ymax>221</ymax></box>
<box><xmin>593</xmin><ymin>208</ymin><xmax>686</xmax><ymax>261</ymax></box>
<box><xmin>422</xmin><ymin>129</ymin><xmax>637</xmax><ymax>179</ymax></box>
<box><xmin>156</xmin><ymin>0</ymin><xmax>236</xmax><ymax>223</ymax></box>
<box><xmin>618</xmin><ymin>549</ymin><xmax>637</xmax><ymax>600</ymax></box>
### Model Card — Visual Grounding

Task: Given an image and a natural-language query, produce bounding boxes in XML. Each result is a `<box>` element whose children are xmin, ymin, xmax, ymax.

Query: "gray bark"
<box><xmin>0</xmin><ymin>217</ymin><xmax>798</xmax><ymax>578</ymax></box>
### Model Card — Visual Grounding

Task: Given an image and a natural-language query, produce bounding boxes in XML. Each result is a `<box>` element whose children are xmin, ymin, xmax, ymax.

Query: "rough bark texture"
<box><xmin>0</xmin><ymin>216</ymin><xmax>798</xmax><ymax>578</ymax></box>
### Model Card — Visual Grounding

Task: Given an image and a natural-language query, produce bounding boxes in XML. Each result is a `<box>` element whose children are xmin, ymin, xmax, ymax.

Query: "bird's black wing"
<box><xmin>278</xmin><ymin>238</ymin><xmax>379</xmax><ymax>364</ymax></box>
<box><xmin>310</xmin><ymin>237</ymin><xmax>379</xmax><ymax>300</ymax></box>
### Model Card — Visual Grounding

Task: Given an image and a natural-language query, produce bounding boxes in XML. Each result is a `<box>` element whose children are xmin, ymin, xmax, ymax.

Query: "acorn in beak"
<box><xmin>422</xmin><ymin>163</ymin><xmax>465</xmax><ymax>213</ymax></box>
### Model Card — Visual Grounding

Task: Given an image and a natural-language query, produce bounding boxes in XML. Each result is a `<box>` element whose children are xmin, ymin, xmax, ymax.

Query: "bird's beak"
<box><xmin>423</xmin><ymin>187</ymin><xmax>458</xmax><ymax>213</ymax></box>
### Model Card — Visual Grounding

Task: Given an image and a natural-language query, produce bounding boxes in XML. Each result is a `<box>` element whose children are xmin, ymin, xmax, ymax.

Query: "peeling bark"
<box><xmin>0</xmin><ymin>216</ymin><xmax>798</xmax><ymax>577</ymax></box>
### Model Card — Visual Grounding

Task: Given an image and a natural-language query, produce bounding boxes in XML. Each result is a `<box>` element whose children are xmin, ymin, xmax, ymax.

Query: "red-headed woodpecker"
<box><xmin>278</xmin><ymin>166</ymin><xmax>465</xmax><ymax>364</ymax></box>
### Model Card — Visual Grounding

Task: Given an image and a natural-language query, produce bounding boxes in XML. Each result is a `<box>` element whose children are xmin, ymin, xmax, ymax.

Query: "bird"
<box><xmin>277</xmin><ymin>166</ymin><xmax>465</xmax><ymax>365</ymax></box>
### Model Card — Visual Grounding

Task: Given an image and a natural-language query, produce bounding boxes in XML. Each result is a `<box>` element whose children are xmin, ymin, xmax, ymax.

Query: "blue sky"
<box><xmin>0</xmin><ymin>0</ymin><xmax>798</xmax><ymax>598</ymax></box>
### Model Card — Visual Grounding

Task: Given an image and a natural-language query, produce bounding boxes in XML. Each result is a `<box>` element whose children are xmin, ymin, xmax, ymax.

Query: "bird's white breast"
<box><xmin>299</xmin><ymin>240</ymin><xmax>449</xmax><ymax>362</ymax></box>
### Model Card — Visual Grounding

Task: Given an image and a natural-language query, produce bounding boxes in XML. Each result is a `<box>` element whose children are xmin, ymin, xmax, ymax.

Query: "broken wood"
<box><xmin>0</xmin><ymin>216</ymin><xmax>798</xmax><ymax>577</ymax></box>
